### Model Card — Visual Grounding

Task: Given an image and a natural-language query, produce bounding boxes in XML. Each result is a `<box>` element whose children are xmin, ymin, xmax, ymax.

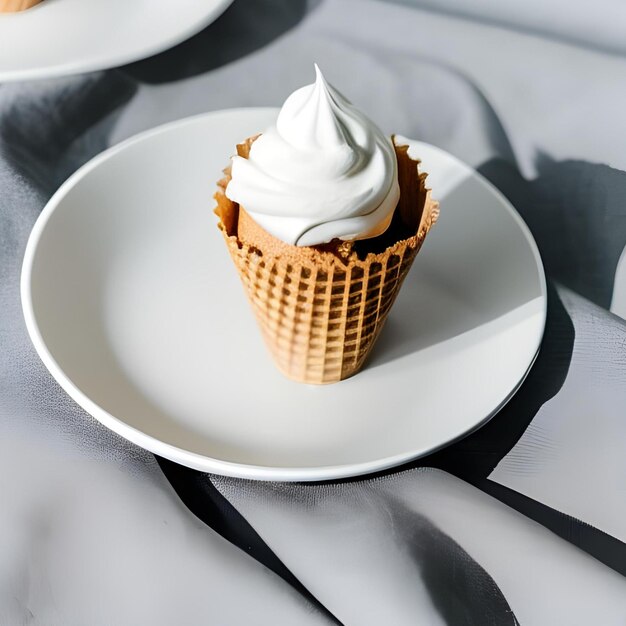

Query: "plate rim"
<box><xmin>21</xmin><ymin>107</ymin><xmax>547</xmax><ymax>482</ymax></box>
<box><xmin>0</xmin><ymin>0</ymin><xmax>233</xmax><ymax>82</ymax></box>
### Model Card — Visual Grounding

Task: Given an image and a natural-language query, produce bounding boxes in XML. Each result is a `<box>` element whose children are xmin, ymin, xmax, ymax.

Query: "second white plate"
<box><xmin>0</xmin><ymin>0</ymin><xmax>232</xmax><ymax>82</ymax></box>
<box><xmin>22</xmin><ymin>108</ymin><xmax>546</xmax><ymax>481</ymax></box>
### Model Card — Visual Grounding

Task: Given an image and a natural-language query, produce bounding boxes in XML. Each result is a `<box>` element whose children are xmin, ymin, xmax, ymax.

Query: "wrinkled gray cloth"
<box><xmin>2</xmin><ymin>1</ymin><xmax>626</xmax><ymax>624</ymax></box>
<box><xmin>391</xmin><ymin>0</ymin><xmax>626</xmax><ymax>56</ymax></box>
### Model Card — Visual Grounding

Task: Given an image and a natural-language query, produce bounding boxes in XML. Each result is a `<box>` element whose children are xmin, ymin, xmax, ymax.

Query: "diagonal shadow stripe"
<box><xmin>477</xmin><ymin>479</ymin><xmax>626</xmax><ymax>577</ymax></box>
<box><xmin>156</xmin><ymin>457</ymin><xmax>344</xmax><ymax>625</ymax></box>
<box><xmin>389</xmin><ymin>497</ymin><xmax>520</xmax><ymax>626</ymax></box>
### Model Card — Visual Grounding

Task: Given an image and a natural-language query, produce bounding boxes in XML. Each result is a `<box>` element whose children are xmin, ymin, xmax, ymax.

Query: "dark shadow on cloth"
<box><xmin>120</xmin><ymin>0</ymin><xmax>321</xmax><ymax>84</ymax></box>
<box><xmin>479</xmin><ymin>156</ymin><xmax>626</xmax><ymax>310</ymax></box>
<box><xmin>0</xmin><ymin>72</ymin><xmax>136</xmax><ymax>196</ymax></box>
<box><xmin>389</xmin><ymin>498</ymin><xmax>519</xmax><ymax>626</ymax></box>
<box><xmin>478</xmin><ymin>480</ymin><xmax>626</xmax><ymax>578</ymax></box>
<box><xmin>156</xmin><ymin>458</ymin><xmax>343</xmax><ymax>625</ymax></box>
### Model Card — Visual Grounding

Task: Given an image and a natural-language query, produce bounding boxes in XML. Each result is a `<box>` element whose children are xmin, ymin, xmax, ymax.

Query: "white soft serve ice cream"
<box><xmin>225</xmin><ymin>65</ymin><xmax>400</xmax><ymax>247</ymax></box>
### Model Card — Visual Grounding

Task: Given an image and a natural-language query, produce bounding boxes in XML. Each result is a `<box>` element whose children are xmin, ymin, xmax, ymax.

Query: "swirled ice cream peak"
<box><xmin>225</xmin><ymin>65</ymin><xmax>400</xmax><ymax>247</ymax></box>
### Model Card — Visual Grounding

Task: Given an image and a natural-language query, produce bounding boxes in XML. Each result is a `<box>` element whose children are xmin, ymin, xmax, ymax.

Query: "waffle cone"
<box><xmin>214</xmin><ymin>136</ymin><xmax>439</xmax><ymax>384</ymax></box>
<box><xmin>0</xmin><ymin>0</ymin><xmax>42</xmax><ymax>11</ymax></box>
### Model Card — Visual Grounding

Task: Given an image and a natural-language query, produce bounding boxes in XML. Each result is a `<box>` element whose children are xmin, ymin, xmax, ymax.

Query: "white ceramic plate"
<box><xmin>0</xmin><ymin>0</ymin><xmax>232</xmax><ymax>82</ymax></box>
<box><xmin>22</xmin><ymin>108</ymin><xmax>546</xmax><ymax>481</ymax></box>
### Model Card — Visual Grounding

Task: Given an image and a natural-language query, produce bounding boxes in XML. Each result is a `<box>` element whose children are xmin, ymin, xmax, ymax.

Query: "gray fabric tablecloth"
<box><xmin>2</xmin><ymin>1</ymin><xmax>626</xmax><ymax>624</ymax></box>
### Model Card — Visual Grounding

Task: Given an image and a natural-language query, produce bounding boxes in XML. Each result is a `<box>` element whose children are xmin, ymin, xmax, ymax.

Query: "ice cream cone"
<box><xmin>0</xmin><ymin>0</ymin><xmax>43</xmax><ymax>12</ymax></box>
<box><xmin>214</xmin><ymin>136</ymin><xmax>438</xmax><ymax>385</ymax></box>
